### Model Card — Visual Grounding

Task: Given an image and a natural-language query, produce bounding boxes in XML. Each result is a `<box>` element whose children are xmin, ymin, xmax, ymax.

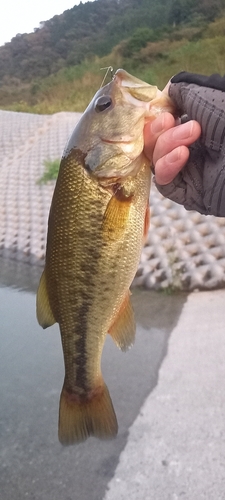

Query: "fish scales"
<box><xmin>46</xmin><ymin>150</ymin><xmax>150</xmax><ymax>392</ymax></box>
<box><xmin>36</xmin><ymin>69</ymin><xmax>175</xmax><ymax>445</ymax></box>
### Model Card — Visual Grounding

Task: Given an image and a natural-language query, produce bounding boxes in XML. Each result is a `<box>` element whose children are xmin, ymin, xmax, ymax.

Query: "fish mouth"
<box><xmin>113</xmin><ymin>69</ymin><xmax>175</xmax><ymax>124</ymax></box>
<box><xmin>113</xmin><ymin>69</ymin><xmax>160</xmax><ymax>110</ymax></box>
<box><xmin>100</xmin><ymin>134</ymin><xmax>143</xmax><ymax>157</ymax></box>
<box><xmin>100</xmin><ymin>137</ymin><xmax>136</xmax><ymax>151</ymax></box>
<box><xmin>100</xmin><ymin>112</ymin><xmax>153</xmax><ymax>146</ymax></box>
<box><xmin>101</xmin><ymin>137</ymin><xmax>133</xmax><ymax>145</ymax></box>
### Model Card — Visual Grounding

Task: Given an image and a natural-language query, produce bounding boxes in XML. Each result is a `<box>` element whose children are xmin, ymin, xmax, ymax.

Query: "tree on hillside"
<box><xmin>0</xmin><ymin>0</ymin><xmax>225</xmax><ymax>84</ymax></box>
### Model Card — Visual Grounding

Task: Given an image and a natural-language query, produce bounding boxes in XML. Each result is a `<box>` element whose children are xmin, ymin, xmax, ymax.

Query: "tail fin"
<box><xmin>58</xmin><ymin>383</ymin><xmax>118</xmax><ymax>445</ymax></box>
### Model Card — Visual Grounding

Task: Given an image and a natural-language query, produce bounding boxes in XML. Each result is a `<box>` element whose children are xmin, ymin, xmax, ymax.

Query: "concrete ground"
<box><xmin>104</xmin><ymin>289</ymin><xmax>225</xmax><ymax>500</ymax></box>
<box><xmin>1</xmin><ymin>273</ymin><xmax>225</xmax><ymax>500</ymax></box>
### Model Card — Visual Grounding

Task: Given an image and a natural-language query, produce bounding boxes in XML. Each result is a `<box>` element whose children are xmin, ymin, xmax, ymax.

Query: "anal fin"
<box><xmin>108</xmin><ymin>292</ymin><xmax>136</xmax><ymax>351</ymax></box>
<box><xmin>36</xmin><ymin>270</ymin><xmax>56</xmax><ymax>329</ymax></box>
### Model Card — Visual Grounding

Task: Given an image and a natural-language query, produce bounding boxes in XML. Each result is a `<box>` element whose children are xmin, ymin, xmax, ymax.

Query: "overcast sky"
<box><xmin>0</xmin><ymin>0</ymin><xmax>95</xmax><ymax>47</ymax></box>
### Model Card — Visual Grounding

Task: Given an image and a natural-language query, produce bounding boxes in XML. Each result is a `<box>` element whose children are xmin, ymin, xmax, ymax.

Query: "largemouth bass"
<box><xmin>36</xmin><ymin>69</ymin><xmax>174</xmax><ymax>445</ymax></box>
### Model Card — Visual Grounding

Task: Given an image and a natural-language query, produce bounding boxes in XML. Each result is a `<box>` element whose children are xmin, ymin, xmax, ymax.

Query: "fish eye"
<box><xmin>95</xmin><ymin>95</ymin><xmax>112</xmax><ymax>113</ymax></box>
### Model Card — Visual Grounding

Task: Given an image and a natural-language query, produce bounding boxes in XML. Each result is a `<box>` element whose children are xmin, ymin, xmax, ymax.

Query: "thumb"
<box><xmin>144</xmin><ymin>112</ymin><xmax>176</xmax><ymax>160</ymax></box>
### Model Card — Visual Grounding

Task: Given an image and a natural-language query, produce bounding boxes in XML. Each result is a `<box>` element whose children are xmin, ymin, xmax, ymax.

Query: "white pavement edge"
<box><xmin>104</xmin><ymin>290</ymin><xmax>225</xmax><ymax>500</ymax></box>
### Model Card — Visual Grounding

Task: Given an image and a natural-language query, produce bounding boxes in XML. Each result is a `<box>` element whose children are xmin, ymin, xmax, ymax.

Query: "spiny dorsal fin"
<box><xmin>36</xmin><ymin>270</ymin><xmax>56</xmax><ymax>329</ymax></box>
<box><xmin>108</xmin><ymin>292</ymin><xmax>136</xmax><ymax>351</ymax></box>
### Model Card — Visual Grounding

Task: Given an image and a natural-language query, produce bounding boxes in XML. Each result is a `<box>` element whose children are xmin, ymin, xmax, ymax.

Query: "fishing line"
<box><xmin>99</xmin><ymin>66</ymin><xmax>114</xmax><ymax>88</ymax></box>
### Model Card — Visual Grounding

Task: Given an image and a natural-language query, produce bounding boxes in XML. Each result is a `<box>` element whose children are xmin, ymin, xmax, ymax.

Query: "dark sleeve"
<box><xmin>171</xmin><ymin>71</ymin><xmax>225</xmax><ymax>92</ymax></box>
<box><xmin>155</xmin><ymin>78</ymin><xmax>225</xmax><ymax>217</ymax></box>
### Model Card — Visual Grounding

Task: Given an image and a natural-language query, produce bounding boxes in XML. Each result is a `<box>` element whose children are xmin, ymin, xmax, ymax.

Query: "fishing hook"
<box><xmin>99</xmin><ymin>66</ymin><xmax>114</xmax><ymax>88</ymax></box>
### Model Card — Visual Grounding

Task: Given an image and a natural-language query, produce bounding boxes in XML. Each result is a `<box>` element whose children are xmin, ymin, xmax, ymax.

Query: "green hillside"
<box><xmin>0</xmin><ymin>0</ymin><xmax>225</xmax><ymax>113</ymax></box>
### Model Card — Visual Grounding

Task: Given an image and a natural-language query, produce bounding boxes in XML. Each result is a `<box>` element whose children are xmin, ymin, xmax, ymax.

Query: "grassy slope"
<box><xmin>1</xmin><ymin>17</ymin><xmax>225</xmax><ymax>114</ymax></box>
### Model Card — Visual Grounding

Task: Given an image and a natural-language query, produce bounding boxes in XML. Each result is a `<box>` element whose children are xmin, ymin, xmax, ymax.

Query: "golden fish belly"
<box><xmin>45</xmin><ymin>151</ymin><xmax>151</xmax><ymax>398</ymax></box>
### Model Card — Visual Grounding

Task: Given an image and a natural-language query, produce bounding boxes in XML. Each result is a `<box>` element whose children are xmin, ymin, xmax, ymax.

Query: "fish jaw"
<box><xmin>113</xmin><ymin>68</ymin><xmax>159</xmax><ymax>106</ymax></box>
<box><xmin>63</xmin><ymin>69</ymin><xmax>175</xmax><ymax>181</ymax></box>
<box><xmin>114</xmin><ymin>68</ymin><xmax>175</xmax><ymax>117</ymax></box>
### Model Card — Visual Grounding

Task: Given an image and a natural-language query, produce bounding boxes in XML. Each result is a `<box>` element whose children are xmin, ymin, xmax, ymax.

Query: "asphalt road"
<box><xmin>0</xmin><ymin>266</ymin><xmax>187</xmax><ymax>500</ymax></box>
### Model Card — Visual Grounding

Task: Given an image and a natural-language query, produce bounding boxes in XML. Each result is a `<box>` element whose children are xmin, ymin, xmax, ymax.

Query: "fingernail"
<box><xmin>151</xmin><ymin>114</ymin><xmax>165</xmax><ymax>134</ymax></box>
<box><xmin>166</xmin><ymin>147</ymin><xmax>181</xmax><ymax>164</ymax></box>
<box><xmin>171</xmin><ymin>121</ymin><xmax>194</xmax><ymax>140</ymax></box>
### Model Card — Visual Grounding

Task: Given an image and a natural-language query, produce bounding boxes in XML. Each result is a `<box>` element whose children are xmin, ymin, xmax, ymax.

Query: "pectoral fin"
<box><xmin>108</xmin><ymin>292</ymin><xmax>136</xmax><ymax>351</ymax></box>
<box><xmin>102</xmin><ymin>193</ymin><xmax>132</xmax><ymax>241</ymax></box>
<box><xmin>36</xmin><ymin>270</ymin><xmax>56</xmax><ymax>329</ymax></box>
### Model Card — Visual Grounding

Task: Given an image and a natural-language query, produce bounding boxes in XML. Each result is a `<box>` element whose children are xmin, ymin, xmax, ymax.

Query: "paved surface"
<box><xmin>1</xmin><ymin>109</ymin><xmax>225</xmax><ymax>290</ymax></box>
<box><xmin>1</xmin><ymin>279</ymin><xmax>225</xmax><ymax>499</ymax></box>
<box><xmin>0</xmin><ymin>283</ymin><xmax>185</xmax><ymax>500</ymax></box>
<box><xmin>104</xmin><ymin>289</ymin><xmax>225</xmax><ymax>500</ymax></box>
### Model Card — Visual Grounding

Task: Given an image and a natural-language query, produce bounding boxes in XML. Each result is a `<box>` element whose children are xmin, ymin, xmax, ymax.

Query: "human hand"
<box><xmin>144</xmin><ymin>113</ymin><xmax>201</xmax><ymax>185</ymax></box>
<box><xmin>144</xmin><ymin>72</ymin><xmax>225</xmax><ymax>216</ymax></box>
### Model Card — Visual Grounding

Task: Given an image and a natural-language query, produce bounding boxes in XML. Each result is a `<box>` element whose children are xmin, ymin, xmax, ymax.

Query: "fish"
<box><xmin>36</xmin><ymin>69</ymin><xmax>175</xmax><ymax>445</ymax></box>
